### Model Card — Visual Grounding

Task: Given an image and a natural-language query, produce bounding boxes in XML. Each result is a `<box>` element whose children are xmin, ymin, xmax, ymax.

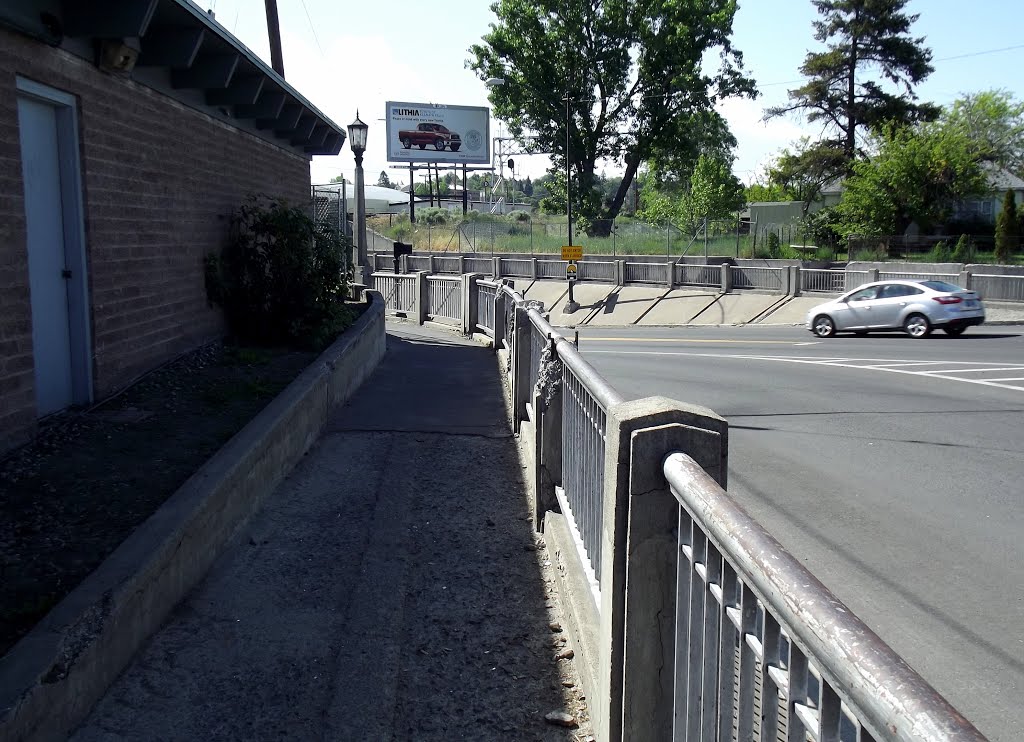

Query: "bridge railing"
<box><xmin>479</xmin><ymin>281</ymin><xmax>986</xmax><ymax>742</ymax></box>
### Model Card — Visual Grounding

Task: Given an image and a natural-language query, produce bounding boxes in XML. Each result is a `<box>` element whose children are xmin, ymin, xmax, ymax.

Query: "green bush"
<box><xmin>929</xmin><ymin>240</ymin><xmax>951</xmax><ymax>262</ymax></box>
<box><xmin>951</xmin><ymin>234</ymin><xmax>974</xmax><ymax>263</ymax></box>
<box><xmin>765</xmin><ymin>232</ymin><xmax>781</xmax><ymax>257</ymax></box>
<box><xmin>507</xmin><ymin>209</ymin><xmax>532</xmax><ymax>223</ymax></box>
<box><xmin>418</xmin><ymin>207</ymin><xmax>450</xmax><ymax>225</ymax></box>
<box><xmin>204</xmin><ymin>195</ymin><xmax>352</xmax><ymax>351</ymax></box>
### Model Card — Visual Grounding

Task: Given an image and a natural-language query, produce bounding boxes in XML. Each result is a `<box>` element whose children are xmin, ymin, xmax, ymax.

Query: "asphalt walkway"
<box><xmin>72</xmin><ymin>323</ymin><xmax>593</xmax><ymax>742</ymax></box>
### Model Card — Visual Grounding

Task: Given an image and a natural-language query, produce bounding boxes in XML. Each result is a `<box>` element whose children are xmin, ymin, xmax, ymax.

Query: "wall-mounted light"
<box><xmin>97</xmin><ymin>38</ymin><xmax>140</xmax><ymax>74</ymax></box>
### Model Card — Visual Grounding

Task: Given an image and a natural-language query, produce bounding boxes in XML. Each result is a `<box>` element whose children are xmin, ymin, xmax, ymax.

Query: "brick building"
<box><xmin>1</xmin><ymin>1</ymin><xmax>344</xmax><ymax>454</ymax></box>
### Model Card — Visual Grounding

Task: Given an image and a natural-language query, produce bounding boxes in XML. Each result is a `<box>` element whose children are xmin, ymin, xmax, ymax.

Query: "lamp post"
<box><xmin>563</xmin><ymin>91</ymin><xmax>578</xmax><ymax>313</ymax></box>
<box><xmin>347</xmin><ymin>111</ymin><xmax>369</xmax><ymax>286</ymax></box>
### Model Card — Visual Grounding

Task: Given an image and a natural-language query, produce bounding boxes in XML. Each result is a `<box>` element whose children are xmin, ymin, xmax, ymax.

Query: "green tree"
<box><xmin>376</xmin><ymin>171</ymin><xmax>392</xmax><ymax>188</ymax></box>
<box><xmin>688</xmin><ymin>153</ymin><xmax>745</xmax><ymax>227</ymax></box>
<box><xmin>942</xmin><ymin>90</ymin><xmax>1024</xmax><ymax>176</ymax></box>
<box><xmin>469</xmin><ymin>0</ymin><xmax>755</xmax><ymax>233</ymax></box>
<box><xmin>994</xmin><ymin>189</ymin><xmax>1019</xmax><ymax>263</ymax></box>
<box><xmin>766</xmin><ymin>0</ymin><xmax>938</xmax><ymax>182</ymax></box>
<box><xmin>833</xmin><ymin>122</ymin><xmax>988</xmax><ymax>236</ymax></box>
<box><xmin>329</xmin><ymin>174</ymin><xmax>345</xmax><ymax>184</ymax></box>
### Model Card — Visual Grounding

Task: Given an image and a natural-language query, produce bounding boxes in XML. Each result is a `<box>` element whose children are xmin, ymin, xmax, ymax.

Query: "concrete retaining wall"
<box><xmin>0</xmin><ymin>294</ymin><xmax>387</xmax><ymax>742</ymax></box>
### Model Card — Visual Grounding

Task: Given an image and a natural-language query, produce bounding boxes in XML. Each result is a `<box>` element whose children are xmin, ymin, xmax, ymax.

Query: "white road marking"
<box><xmin>582</xmin><ymin>349</ymin><xmax>1024</xmax><ymax>392</ymax></box>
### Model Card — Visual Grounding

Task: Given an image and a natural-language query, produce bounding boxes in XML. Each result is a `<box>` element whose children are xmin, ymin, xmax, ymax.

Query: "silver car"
<box><xmin>806</xmin><ymin>279</ymin><xmax>985</xmax><ymax>338</ymax></box>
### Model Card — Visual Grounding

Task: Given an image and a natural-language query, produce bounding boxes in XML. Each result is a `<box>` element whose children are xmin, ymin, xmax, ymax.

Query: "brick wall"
<box><xmin>0</xmin><ymin>29</ymin><xmax>312</xmax><ymax>454</ymax></box>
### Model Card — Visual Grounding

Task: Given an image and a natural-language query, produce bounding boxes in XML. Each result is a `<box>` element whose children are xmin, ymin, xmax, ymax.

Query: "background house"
<box><xmin>1</xmin><ymin>0</ymin><xmax>345</xmax><ymax>455</ymax></box>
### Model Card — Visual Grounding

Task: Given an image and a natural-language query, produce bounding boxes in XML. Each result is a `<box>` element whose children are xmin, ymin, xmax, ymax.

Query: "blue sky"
<box><xmin>200</xmin><ymin>0</ymin><xmax>1024</xmax><ymax>187</ymax></box>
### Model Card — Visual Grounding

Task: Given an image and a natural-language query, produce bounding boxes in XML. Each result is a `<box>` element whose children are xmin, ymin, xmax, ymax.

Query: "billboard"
<box><xmin>385</xmin><ymin>101</ymin><xmax>490</xmax><ymax>165</ymax></box>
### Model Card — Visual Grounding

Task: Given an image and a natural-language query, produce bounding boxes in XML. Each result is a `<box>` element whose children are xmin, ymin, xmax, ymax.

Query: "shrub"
<box><xmin>951</xmin><ymin>234</ymin><xmax>974</xmax><ymax>263</ymax></box>
<box><xmin>765</xmin><ymin>231</ymin><xmax>781</xmax><ymax>257</ymax></box>
<box><xmin>204</xmin><ymin>195</ymin><xmax>352</xmax><ymax>351</ymax></box>
<box><xmin>994</xmin><ymin>190</ymin><xmax>1018</xmax><ymax>264</ymax></box>
<box><xmin>507</xmin><ymin>209</ymin><xmax>532</xmax><ymax>223</ymax></box>
<box><xmin>928</xmin><ymin>240</ymin><xmax>951</xmax><ymax>262</ymax></box>
<box><xmin>418</xmin><ymin>207</ymin><xmax>450</xmax><ymax>225</ymax></box>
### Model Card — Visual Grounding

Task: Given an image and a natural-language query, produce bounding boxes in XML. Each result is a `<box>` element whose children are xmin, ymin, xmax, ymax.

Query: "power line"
<box><xmin>300</xmin><ymin>0</ymin><xmax>324</xmax><ymax>57</ymax></box>
<box><xmin>757</xmin><ymin>42</ymin><xmax>1024</xmax><ymax>89</ymax></box>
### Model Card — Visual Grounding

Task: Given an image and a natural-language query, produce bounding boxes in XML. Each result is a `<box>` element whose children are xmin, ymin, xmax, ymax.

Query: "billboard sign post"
<box><xmin>386</xmin><ymin>101</ymin><xmax>491</xmax><ymax>165</ymax></box>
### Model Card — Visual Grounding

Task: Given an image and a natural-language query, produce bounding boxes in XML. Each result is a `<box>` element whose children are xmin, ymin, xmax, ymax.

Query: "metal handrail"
<box><xmin>663</xmin><ymin>452</ymin><xmax>987</xmax><ymax>742</ymax></box>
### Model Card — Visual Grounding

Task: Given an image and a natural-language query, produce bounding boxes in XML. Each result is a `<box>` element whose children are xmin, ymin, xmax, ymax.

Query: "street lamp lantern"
<box><xmin>348</xmin><ymin>111</ymin><xmax>369</xmax><ymax>286</ymax></box>
<box><xmin>347</xmin><ymin>111</ymin><xmax>368</xmax><ymax>159</ymax></box>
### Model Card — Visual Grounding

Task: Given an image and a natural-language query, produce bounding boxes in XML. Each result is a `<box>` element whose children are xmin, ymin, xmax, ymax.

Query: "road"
<box><xmin>568</xmin><ymin>323</ymin><xmax>1024</xmax><ymax>742</ymax></box>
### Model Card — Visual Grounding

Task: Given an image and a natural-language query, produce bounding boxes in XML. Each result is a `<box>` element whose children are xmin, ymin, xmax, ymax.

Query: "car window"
<box><xmin>879</xmin><ymin>284</ymin><xmax>920</xmax><ymax>298</ymax></box>
<box><xmin>921</xmin><ymin>280</ymin><xmax>964</xmax><ymax>292</ymax></box>
<box><xmin>847</xmin><ymin>287</ymin><xmax>878</xmax><ymax>301</ymax></box>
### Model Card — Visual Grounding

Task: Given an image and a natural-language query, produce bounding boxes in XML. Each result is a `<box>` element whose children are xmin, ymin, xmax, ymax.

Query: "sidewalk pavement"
<box><xmin>72</xmin><ymin>323</ymin><xmax>594</xmax><ymax>742</ymax></box>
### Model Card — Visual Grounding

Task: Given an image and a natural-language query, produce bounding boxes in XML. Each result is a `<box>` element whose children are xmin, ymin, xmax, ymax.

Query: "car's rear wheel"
<box><xmin>903</xmin><ymin>313</ymin><xmax>931</xmax><ymax>338</ymax></box>
<box><xmin>812</xmin><ymin>314</ymin><xmax>836</xmax><ymax>338</ymax></box>
<box><xmin>943</xmin><ymin>325</ymin><xmax>967</xmax><ymax>336</ymax></box>
<box><xmin>450</xmin><ymin>144</ymin><xmax>461</xmax><ymax>151</ymax></box>
<box><xmin>401</xmin><ymin>137</ymin><xmax>412</xmax><ymax>149</ymax></box>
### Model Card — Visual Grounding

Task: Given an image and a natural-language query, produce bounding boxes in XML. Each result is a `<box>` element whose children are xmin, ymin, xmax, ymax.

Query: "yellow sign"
<box><xmin>561</xmin><ymin>245</ymin><xmax>583</xmax><ymax>261</ymax></box>
<box><xmin>565</xmin><ymin>262</ymin><xmax>578</xmax><ymax>279</ymax></box>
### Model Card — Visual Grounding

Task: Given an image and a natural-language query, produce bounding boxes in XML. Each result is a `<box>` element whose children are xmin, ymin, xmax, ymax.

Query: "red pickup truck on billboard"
<box><xmin>398</xmin><ymin>123</ymin><xmax>462</xmax><ymax>152</ymax></box>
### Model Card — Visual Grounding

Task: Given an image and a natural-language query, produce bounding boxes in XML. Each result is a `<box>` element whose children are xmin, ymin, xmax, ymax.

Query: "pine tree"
<box><xmin>994</xmin><ymin>190</ymin><xmax>1018</xmax><ymax>264</ymax></box>
<box><xmin>767</xmin><ymin>0</ymin><xmax>938</xmax><ymax>181</ymax></box>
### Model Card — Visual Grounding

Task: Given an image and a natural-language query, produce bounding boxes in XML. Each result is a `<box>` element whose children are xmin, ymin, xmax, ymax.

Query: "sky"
<box><xmin>199</xmin><ymin>0</ymin><xmax>1024</xmax><ymax>188</ymax></box>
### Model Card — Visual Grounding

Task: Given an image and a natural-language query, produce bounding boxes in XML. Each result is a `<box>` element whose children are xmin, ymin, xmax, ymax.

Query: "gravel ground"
<box><xmin>73</xmin><ymin>327</ymin><xmax>596</xmax><ymax>741</ymax></box>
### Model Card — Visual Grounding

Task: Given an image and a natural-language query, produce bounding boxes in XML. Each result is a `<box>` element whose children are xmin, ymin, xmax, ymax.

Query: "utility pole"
<box><xmin>564</xmin><ymin>91</ymin><xmax>578</xmax><ymax>312</ymax></box>
<box><xmin>264</xmin><ymin>0</ymin><xmax>285</xmax><ymax>77</ymax></box>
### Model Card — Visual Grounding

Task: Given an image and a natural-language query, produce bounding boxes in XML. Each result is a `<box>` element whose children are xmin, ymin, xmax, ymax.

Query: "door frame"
<box><xmin>16</xmin><ymin>76</ymin><xmax>93</xmax><ymax>408</ymax></box>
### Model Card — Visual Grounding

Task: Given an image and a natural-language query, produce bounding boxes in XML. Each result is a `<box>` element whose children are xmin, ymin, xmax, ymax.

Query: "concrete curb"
<box><xmin>0</xmin><ymin>293</ymin><xmax>387</xmax><ymax>742</ymax></box>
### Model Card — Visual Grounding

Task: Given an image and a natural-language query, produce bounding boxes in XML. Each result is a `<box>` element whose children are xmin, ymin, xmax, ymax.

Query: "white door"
<box><xmin>18</xmin><ymin>95</ymin><xmax>74</xmax><ymax>416</ymax></box>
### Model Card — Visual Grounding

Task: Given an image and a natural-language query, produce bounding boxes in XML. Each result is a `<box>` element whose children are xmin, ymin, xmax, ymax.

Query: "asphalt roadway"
<box><xmin>568</xmin><ymin>322</ymin><xmax>1024</xmax><ymax>742</ymax></box>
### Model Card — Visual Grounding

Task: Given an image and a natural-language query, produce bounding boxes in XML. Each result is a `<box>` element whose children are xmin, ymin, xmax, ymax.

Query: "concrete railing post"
<box><xmin>780</xmin><ymin>265</ymin><xmax>792</xmax><ymax>296</ymax></box>
<box><xmin>960</xmin><ymin>270</ymin><xmax>972</xmax><ymax>290</ymax></box>
<box><xmin>458</xmin><ymin>255</ymin><xmax>466</xmax><ymax>274</ymax></box>
<box><xmin>593</xmin><ymin>397</ymin><xmax>728</xmax><ymax>742</ymax></box>
<box><xmin>531</xmin><ymin>257</ymin><xmax>539</xmax><ymax>279</ymax></box>
<box><xmin>512</xmin><ymin>305</ymin><xmax>532</xmax><ymax>429</ymax></box>
<box><xmin>791</xmin><ymin>265</ymin><xmax>802</xmax><ymax>297</ymax></box>
<box><xmin>429</xmin><ymin>255</ymin><xmax>436</xmax><ymax>274</ymax></box>
<box><xmin>868</xmin><ymin>268</ymin><xmax>879</xmax><ymax>282</ymax></box>
<box><xmin>493</xmin><ymin>256</ymin><xmax>502</xmax><ymax>279</ymax></box>
<box><xmin>616</xmin><ymin>259</ymin><xmax>626</xmax><ymax>287</ymax></box>
<box><xmin>494</xmin><ymin>288</ymin><xmax>507</xmax><ymax>350</ymax></box>
<box><xmin>462</xmin><ymin>272</ymin><xmax>484</xmax><ymax>336</ymax></box>
<box><xmin>721</xmin><ymin>263</ymin><xmax>732</xmax><ymax>293</ymax></box>
<box><xmin>620</xmin><ymin>418</ymin><xmax>726</xmax><ymax>741</ymax></box>
<box><xmin>400</xmin><ymin>254</ymin><xmax>409</xmax><ymax>274</ymax></box>
<box><xmin>666</xmin><ymin>261</ymin><xmax>674</xmax><ymax>289</ymax></box>
<box><xmin>415</xmin><ymin>271</ymin><xmax>429</xmax><ymax>325</ymax></box>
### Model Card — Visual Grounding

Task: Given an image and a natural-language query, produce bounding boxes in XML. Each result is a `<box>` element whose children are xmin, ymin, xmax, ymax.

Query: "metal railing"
<box><xmin>425</xmin><ymin>276</ymin><xmax>461</xmax><ymax>325</ymax></box>
<box><xmin>801</xmin><ymin>268</ymin><xmax>846</xmax><ymax>293</ymax></box>
<box><xmin>879</xmin><ymin>271</ymin><xmax>959</xmax><ymax>283</ymax></box>
<box><xmin>475</xmin><ymin>280</ymin><xmax>986</xmax><ymax>741</ymax></box>
<box><xmin>665</xmin><ymin>453</ymin><xmax>985</xmax><ymax>742</ymax></box>
<box><xmin>500</xmin><ymin>257</ymin><xmax>533</xmax><ymax>277</ymax></box>
<box><xmin>476</xmin><ymin>280</ymin><xmax>497</xmax><ymax>336</ymax></box>
<box><xmin>624</xmin><ymin>261</ymin><xmax>665</xmax><ymax>284</ymax></box>
<box><xmin>676</xmin><ymin>263</ymin><xmax>721</xmax><ymax>288</ymax></box>
<box><xmin>406</xmin><ymin>255</ymin><xmax>431</xmax><ymax>272</ymax></box>
<box><xmin>465</xmin><ymin>257</ymin><xmax>493</xmax><ymax>275</ymax></box>
<box><xmin>731</xmin><ymin>266</ymin><xmax>783</xmax><ymax>291</ymax></box>
<box><xmin>373</xmin><ymin>273</ymin><xmax>416</xmax><ymax>313</ymax></box>
<box><xmin>972</xmin><ymin>272</ymin><xmax>1024</xmax><ymax>301</ymax></box>
<box><xmin>576</xmin><ymin>260</ymin><xmax>617</xmax><ymax>282</ymax></box>
<box><xmin>538</xmin><ymin>259</ymin><xmax>565</xmax><ymax>279</ymax></box>
<box><xmin>434</xmin><ymin>256</ymin><xmax>462</xmax><ymax>274</ymax></box>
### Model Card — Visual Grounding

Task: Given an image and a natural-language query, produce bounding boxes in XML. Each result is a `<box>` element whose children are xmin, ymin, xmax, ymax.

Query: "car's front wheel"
<box><xmin>434</xmin><ymin>138</ymin><xmax>446</xmax><ymax>150</ymax></box>
<box><xmin>903</xmin><ymin>313</ymin><xmax>932</xmax><ymax>338</ymax></box>
<box><xmin>401</xmin><ymin>137</ymin><xmax>412</xmax><ymax>149</ymax></box>
<box><xmin>812</xmin><ymin>314</ymin><xmax>837</xmax><ymax>338</ymax></box>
